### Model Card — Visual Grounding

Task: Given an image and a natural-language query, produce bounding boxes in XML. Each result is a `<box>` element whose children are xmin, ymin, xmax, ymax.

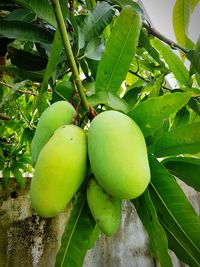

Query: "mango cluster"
<box><xmin>30</xmin><ymin>101</ymin><xmax>150</xmax><ymax>236</ymax></box>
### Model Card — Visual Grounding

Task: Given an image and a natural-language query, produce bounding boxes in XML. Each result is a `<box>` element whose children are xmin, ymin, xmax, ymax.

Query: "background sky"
<box><xmin>140</xmin><ymin>0</ymin><xmax>200</xmax><ymax>43</ymax></box>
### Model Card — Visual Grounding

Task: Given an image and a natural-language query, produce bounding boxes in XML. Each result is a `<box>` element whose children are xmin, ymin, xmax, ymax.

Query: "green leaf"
<box><xmin>132</xmin><ymin>190</ymin><xmax>173</xmax><ymax>267</ymax></box>
<box><xmin>139</xmin><ymin>30</ymin><xmax>166</xmax><ymax>68</ymax></box>
<box><xmin>171</xmin><ymin>106</ymin><xmax>190</xmax><ymax>128</ymax></box>
<box><xmin>85</xmin><ymin>38</ymin><xmax>104</xmax><ymax>60</ymax></box>
<box><xmin>2</xmin><ymin>167</ymin><xmax>10</xmax><ymax>189</ymax></box>
<box><xmin>36</xmin><ymin>29</ymin><xmax>63</xmax><ymax>109</ymax></box>
<box><xmin>0</xmin><ymin>20</ymin><xmax>53</xmax><ymax>44</ymax></box>
<box><xmin>82</xmin><ymin>1</ymin><xmax>114</xmax><ymax>43</ymax></box>
<box><xmin>172</xmin><ymin>0</ymin><xmax>191</xmax><ymax>48</ymax></box>
<box><xmin>7</xmin><ymin>47</ymin><xmax>47</xmax><ymax>71</ymax></box>
<box><xmin>123</xmin><ymin>86</ymin><xmax>143</xmax><ymax>108</ymax></box>
<box><xmin>187</xmin><ymin>36</ymin><xmax>200</xmax><ymax>74</ymax></box>
<box><xmin>191</xmin><ymin>0</ymin><xmax>200</xmax><ymax>11</ymax></box>
<box><xmin>188</xmin><ymin>97</ymin><xmax>200</xmax><ymax>115</ymax></box>
<box><xmin>88</xmin><ymin>91</ymin><xmax>129</xmax><ymax>113</ymax></box>
<box><xmin>15</xmin><ymin>0</ymin><xmax>56</xmax><ymax>27</ymax></box>
<box><xmin>106</xmin><ymin>0</ymin><xmax>144</xmax><ymax>17</ymax></box>
<box><xmin>128</xmin><ymin>92</ymin><xmax>191</xmax><ymax>137</ymax></box>
<box><xmin>95</xmin><ymin>6</ymin><xmax>142</xmax><ymax>94</ymax></box>
<box><xmin>51</xmin><ymin>79</ymin><xmax>74</xmax><ymax>103</ymax></box>
<box><xmin>0</xmin><ymin>80</ymin><xmax>28</xmax><ymax>109</ymax></box>
<box><xmin>153</xmin><ymin>38</ymin><xmax>192</xmax><ymax>87</ymax></box>
<box><xmin>153</xmin><ymin>121</ymin><xmax>200</xmax><ymax>157</ymax></box>
<box><xmin>162</xmin><ymin>157</ymin><xmax>200</xmax><ymax>191</ymax></box>
<box><xmin>55</xmin><ymin>192</ymin><xmax>95</xmax><ymax>267</ymax></box>
<box><xmin>149</xmin><ymin>154</ymin><xmax>200</xmax><ymax>267</ymax></box>
<box><xmin>4</xmin><ymin>8</ymin><xmax>35</xmax><ymax>22</ymax></box>
<box><xmin>0</xmin><ymin>66</ymin><xmax>44</xmax><ymax>82</ymax></box>
<box><xmin>10</xmin><ymin>165</ymin><xmax>25</xmax><ymax>189</ymax></box>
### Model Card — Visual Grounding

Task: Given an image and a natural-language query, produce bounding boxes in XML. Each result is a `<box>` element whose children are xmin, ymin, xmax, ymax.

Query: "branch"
<box><xmin>0</xmin><ymin>113</ymin><xmax>12</xmax><ymax>121</ymax></box>
<box><xmin>51</xmin><ymin>0</ymin><xmax>90</xmax><ymax>113</ymax></box>
<box><xmin>143</xmin><ymin>21</ymin><xmax>188</xmax><ymax>55</ymax></box>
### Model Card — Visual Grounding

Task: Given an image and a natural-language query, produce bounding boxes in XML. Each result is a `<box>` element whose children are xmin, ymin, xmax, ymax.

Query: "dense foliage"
<box><xmin>0</xmin><ymin>0</ymin><xmax>200</xmax><ymax>266</ymax></box>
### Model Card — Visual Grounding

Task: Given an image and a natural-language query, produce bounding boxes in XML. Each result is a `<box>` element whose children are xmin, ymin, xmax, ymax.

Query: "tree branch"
<box><xmin>143</xmin><ymin>21</ymin><xmax>188</xmax><ymax>55</ymax></box>
<box><xmin>51</xmin><ymin>0</ymin><xmax>90</xmax><ymax>113</ymax></box>
<box><xmin>0</xmin><ymin>113</ymin><xmax>12</xmax><ymax>121</ymax></box>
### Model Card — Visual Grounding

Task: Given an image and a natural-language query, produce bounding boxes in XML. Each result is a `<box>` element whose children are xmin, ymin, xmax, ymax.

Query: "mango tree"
<box><xmin>0</xmin><ymin>0</ymin><xmax>200</xmax><ymax>266</ymax></box>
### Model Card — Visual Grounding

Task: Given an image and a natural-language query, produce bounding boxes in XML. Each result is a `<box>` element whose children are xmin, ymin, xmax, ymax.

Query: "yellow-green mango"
<box><xmin>87</xmin><ymin>178</ymin><xmax>121</xmax><ymax>236</ymax></box>
<box><xmin>31</xmin><ymin>101</ymin><xmax>75</xmax><ymax>166</ymax></box>
<box><xmin>30</xmin><ymin>125</ymin><xmax>87</xmax><ymax>218</ymax></box>
<box><xmin>88</xmin><ymin>110</ymin><xmax>150</xmax><ymax>199</ymax></box>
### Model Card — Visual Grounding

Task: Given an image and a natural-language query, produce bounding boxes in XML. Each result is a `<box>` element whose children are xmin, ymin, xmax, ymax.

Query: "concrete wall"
<box><xmin>0</xmin><ymin>179</ymin><xmax>199</xmax><ymax>267</ymax></box>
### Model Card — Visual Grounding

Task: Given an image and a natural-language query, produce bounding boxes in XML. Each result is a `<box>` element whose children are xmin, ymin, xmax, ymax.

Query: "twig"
<box><xmin>51</xmin><ymin>0</ymin><xmax>90</xmax><ymax>113</ymax></box>
<box><xmin>0</xmin><ymin>113</ymin><xmax>12</xmax><ymax>121</ymax></box>
<box><xmin>69</xmin><ymin>0</ymin><xmax>74</xmax><ymax>13</ymax></box>
<box><xmin>143</xmin><ymin>21</ymin><xmax>188</xmax><ymax>55</ymax></box>
<box><xmin>128</xmin><ymin>70</ymin><xmax>149</xmax><ymax>83</ymax></box>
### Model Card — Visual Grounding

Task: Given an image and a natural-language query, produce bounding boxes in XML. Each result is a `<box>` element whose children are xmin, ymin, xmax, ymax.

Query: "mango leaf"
<box><xmin>0</xmin><ymin>66</ymin><xmax>44</xmax><ymax>82</ymax></box>
<box><xmin>153</xmin><ymin>121</ymin><xmax>200</xmax><ymax>157</ymax></box>
<box><xmin>85</xmin><ymin>38</ymin><xmax>104</xmax><ymax>60</ymax></box>
<box><xmin>10</xmin><ymin>165</ymin><xmax>25</xmax><ymax>189</ymax></box>
<box><xmin>7</xmin><ymin>47</ymin><xmax>47</xmax><ymax>71</ymax></box>
<box><xmin>162</xmin><ymin>157</ymin><xmax>200</xmax><ymax>191</ymax></box>
<box><xmin>123</xmin><ymin>86</ymin><xmax>143</xmax><ymax>108</ymax></box>
<box><xmin>105</xmin><ymin>0</ymin><xmax>144</xmax><ymax>17</ymax></box>
<box><xmin>0</xmin><ymin>20</ymin><xmax>53</xmax><ymax>44</ymax></box>
<box><xmin>191</xmin><ymin>0</ymin><xmax>199</xmax><ymax>11</ymax></box>
<box><xmin>82</xmin><ymin>1</ymin><xmax>114</xmax><ymax>43</ymax></box>
<box><xmin>88</xmin><ymin>91</ymin><xmax>129</xmax><ymax>113</ymax></box>
<box><xmin>153</xmin><ymin>38</ymin><xmax>192</xmax><ymax>87</ymax></box>
<box><xmin>95</xmin><ymin>6</ymin><xmax>142</xmax><ymax>94</ymax></box>
<box><xmin>172</xmin><ymin>0</ymin><xmax>191</xmax><ymax>48</ymax></box>
<box><xmin>4</xmin><ymin>8</ymin><xmax>35</xmax><ymax>22</ymax></box>
<box><xmin>171</xmin><ymin>106</ymin><xmax>190</xmax><ymax>129</ymax></box>
<box><xmin>36</xmin><ymin>31</ymin><xmax>63</xmax><ymax>109</ymax></box>
<box><xmin>187</xmin><ymin>36</ymin><xmax>200</xmax><ymax>74</ymax></box>
<box><xmin>15</xmin><ymin>0</ymin><xmax>56</xmax><ymax>27</ymax></box>
<box><xmin>128</xmin><ymin>92</ymin><xmax>191</xmax><ymax>137</ymax></box>
<box><xmin>139</xmin><ymin>30</ymin><xmax>166</xmax><ymax>68</ymax></box>
<box><xmin>2</xmin><ymin>167</ymin><xmax>10</xmax><ymax>189</ymax></box>
<box><xmin>188</xmin><ymin>97</ymin><xmax>200</xmax><ymax>115</ymax></box>
<box><xmin>55</xmin><ymin>191</ymin><xmax>95</xmax><ymax>267</ymax></box>
<box><xmin>0</xmin><ymin>80</ymin><xmax>28</xmax><ymax>109</ymax></box>
<box><xmin>36</xmin><ymin>1</ymin><xmax>68</xmax><ymax>111</ymax></box>
<box><xmin>132</xmin><ymin>190</ymin><xmax>173</xmax><ymax>267</ymax></box>
<box><xmin>149</xmin><ymin>154</ymin><xmax>200</xmax><ymax>267</ymax></box>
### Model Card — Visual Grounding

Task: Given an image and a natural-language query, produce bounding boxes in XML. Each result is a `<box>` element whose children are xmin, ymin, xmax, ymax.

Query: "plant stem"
<box><xmin>51</xmin><ymin>0</ymin><xmax>90</xmax><ymax>112</ymax></box>
<box><xmin>143</xmin><ymin>21</ymin><xmax>188</xmax><ymax>55</ymax></box>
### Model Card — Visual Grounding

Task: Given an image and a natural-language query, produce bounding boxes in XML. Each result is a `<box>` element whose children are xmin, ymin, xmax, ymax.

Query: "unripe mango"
<box><xmin>31</xmin><ymin>101</ymin><xmax>75</xmax><ymax>166</ymax></box>
<box><xmin>87</xmin><ymin>178</ymin><xmax>121</xmax><ymax>236</ymax></box>
<box><xmin>88</xmin><ymin>110</ymin><xmax>150</xmax><ymax>199</ymax></box>
<box><xmin>30</xmin><ymin>125</ymin><xmax>87</xmax><ymax>218</ymax></box>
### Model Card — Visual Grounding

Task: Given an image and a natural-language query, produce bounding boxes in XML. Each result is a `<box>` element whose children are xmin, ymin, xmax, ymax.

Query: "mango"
<box><xmin>88</xmin><ymin>110</ymin><xmax>150</xmax><ymax>199</ymax></box>
<box><xmin>31</xmin><ymin>101</ymin><xmax>75</xmax><ymax>166</ymax></box>
<box><xmin>30</xmin><ymin>125</ymin><xmax>87</xmax><ymax>218</ymax></box>
<box><xmin>87</xmin><ymin>178</ymin><xmax>121</xmax><ymax>236</ymax></box>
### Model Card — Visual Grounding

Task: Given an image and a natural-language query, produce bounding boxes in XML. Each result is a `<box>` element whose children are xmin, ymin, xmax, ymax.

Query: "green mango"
<box><xmin>31</xmin><ymin>101</ymin><xmax>75</xmax><ymax>166</ymax></box>
<box><xmin>30</xmin><ymin>125</ymin><xmax>87</xmax><ymax>218</ymax></box>
<box><xmin>87</xmin><ymin>178</ymin><xmax>121</xmax><ymax>236</ymax></box>
<box><xmin>88</xmin><ymin>110</ymin><xmax>150</xmax><ymax>199</ymax></box>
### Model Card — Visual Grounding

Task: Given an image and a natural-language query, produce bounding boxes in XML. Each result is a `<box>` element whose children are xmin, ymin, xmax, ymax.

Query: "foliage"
<box><xmin>0</xmin><ymin>0</ymin><xmax>200</xmax><ymax>266</ymax></box>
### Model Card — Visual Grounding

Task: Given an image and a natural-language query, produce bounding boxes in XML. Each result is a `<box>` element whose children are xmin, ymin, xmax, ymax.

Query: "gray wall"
<box><xmin>0</xmin><ymin>179</ymin><xmax>199</xmax><ymax>267</ymax></box>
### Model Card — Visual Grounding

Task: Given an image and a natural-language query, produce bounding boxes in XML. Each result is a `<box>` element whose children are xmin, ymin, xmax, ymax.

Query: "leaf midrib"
<box><xmin>150</xmin><ymin>182</ymin><xmax>200</xmax><ymax>258</ymax></box>
<box><xmin>105</xmin><ymin>14</ymin><xmax>137</xmax><ymax>92</ymax></box>
<box><xmin>60</xmin><ymin>198</ymin><xmax>86</xmax><ymax>267</ymax></box>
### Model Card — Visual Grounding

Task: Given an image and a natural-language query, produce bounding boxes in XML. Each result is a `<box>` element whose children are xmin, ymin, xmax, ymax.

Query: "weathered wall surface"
<box><xmin>0</xmin><ymin>179</ymin><xmax>199</xmax><ymax>267</ymax></box>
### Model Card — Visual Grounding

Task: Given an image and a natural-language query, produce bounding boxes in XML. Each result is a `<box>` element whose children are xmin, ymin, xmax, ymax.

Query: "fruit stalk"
<box><xmin>51</xmin><ymin>0</ymin><xmax>90</xmax><ymax>112</ymax></box>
